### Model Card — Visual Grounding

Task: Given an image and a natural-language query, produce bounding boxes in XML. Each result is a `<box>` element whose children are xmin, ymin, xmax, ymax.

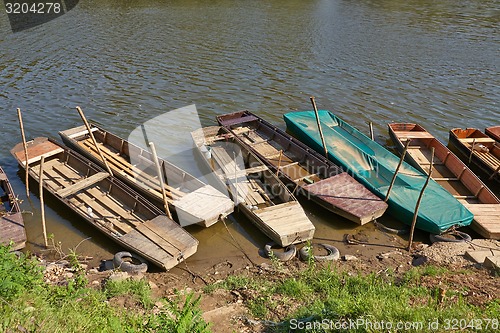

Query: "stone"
<box><xmin>465</xmin><ymin>250</ymin><xmax>500</xmax><ymax>264</ymax></box>
<box><xmin>108</xmin><ymin>272</ymin><xmax>129</xmax><ymax>282</ymax></box>
<box><xmin>342</xmin><ymin>255</ymin><xmax>358</xmax><ymax>261</ymax></box>
<box><xmin>483</xmin><ymin>256</ymin><xmax>500</xmax><ymax>272</ymax></box>
<box><xmin>412</xmin><ymin>255</ymin><xmax>428</xmax><ymax>267</ymax></box>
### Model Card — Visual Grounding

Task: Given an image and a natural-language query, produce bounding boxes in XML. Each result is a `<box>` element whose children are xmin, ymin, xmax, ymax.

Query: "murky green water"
<box><xmin>0</xmin><ymin>0</ymin><xmax>498</xmax><ymax>267</ymax></box>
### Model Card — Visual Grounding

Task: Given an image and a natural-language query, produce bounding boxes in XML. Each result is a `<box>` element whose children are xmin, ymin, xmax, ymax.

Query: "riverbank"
<box><xmin>2</xmin><ymin>239</ymin><xmax>498</xmax><ymax>333</ymax></box>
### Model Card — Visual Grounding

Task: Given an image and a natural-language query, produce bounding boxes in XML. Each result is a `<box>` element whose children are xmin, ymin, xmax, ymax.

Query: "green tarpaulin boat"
<box><xmin>284</xmin><ymin>110</ymin><xmax>473</xmax><ymax>234</ymax></box>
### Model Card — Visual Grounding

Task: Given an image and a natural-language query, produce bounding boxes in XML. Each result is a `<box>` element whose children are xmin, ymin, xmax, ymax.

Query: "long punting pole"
<box><xmin>17</xmin><ymin>108</ymin><xmax>30</xmax><ymax>197</ymax></box>
<box><xmin>310</xmin><ymin>96</ymin><xmax>329</xmax><ymax>158</ymax></box>
<box><xmin>385</xmin><ymin>139</ymin><xmax>411</xmax><ymax>202</ymax></box>
<box><xmin>148</xmin><ymin>142</ymin><xmax>172</xmax><ymax>219</ymax></box>
<box><xmin>39</xmin><ymin>156</ymin><xmax>48</xmax><ymax>248</ymax></box>
<box><xmin>369</xmin><ymin>122</ymin><xmax>374</xmax><ymax>141</ymax></box>
<box><xmin>76</xmin><ymin>106</ymin><xmax>114</xmax><ymax>176</ymax></box>
<box><xmin>408</xmin><ymin>147</ymin><xmax>435</xmax><ymax>251</ymax></box>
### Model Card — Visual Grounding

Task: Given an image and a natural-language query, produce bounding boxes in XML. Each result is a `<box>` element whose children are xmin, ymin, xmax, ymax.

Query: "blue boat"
<box><xmin>284</xmin><ymin>110</ymin><xmax>473</xmax><ymax>234</ymax></box>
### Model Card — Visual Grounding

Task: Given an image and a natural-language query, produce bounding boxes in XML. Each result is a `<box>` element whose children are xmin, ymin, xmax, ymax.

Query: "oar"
<box><xmin>310</xmin><ymin>96</ymin><xmax>328</xmax><ymax>158</ymax></box>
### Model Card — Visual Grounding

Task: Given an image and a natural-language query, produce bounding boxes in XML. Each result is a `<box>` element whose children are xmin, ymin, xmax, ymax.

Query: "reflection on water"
<box><xmin>0</xmin><ymin>0</ymin><xmax>498</xmax><ymax>262</ymax></box>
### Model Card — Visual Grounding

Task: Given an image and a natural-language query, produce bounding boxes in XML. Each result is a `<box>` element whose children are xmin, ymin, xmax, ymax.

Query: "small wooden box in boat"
<box><xmin>10</xmin><ymin>137</ymin><xmax>198</xmax><ymax>270</ymax></box>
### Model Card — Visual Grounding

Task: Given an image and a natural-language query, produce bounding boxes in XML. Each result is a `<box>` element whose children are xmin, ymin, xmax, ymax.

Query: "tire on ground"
<box><xmin>299</xmin><ymin>243</ymin><xmax>340</xmax><ymax>262</ymax></box>
<box><xmin>429</xmin><ymin>231</ymin><xmax>472</xmax><ymax>243</ymax></box>
<box><xmin>113</xmin><ymin>251</ymin><xmax>148</xmax><ymax>274</ymax></box>
<box><xmin>264</xmin><ymin>242</ymin><xmax>297</xmax><ymax>261</ymax></box>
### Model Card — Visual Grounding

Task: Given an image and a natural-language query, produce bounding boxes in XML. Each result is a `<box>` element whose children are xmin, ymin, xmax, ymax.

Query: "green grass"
<box><xmin>0</xmin><ymin>245</ymin><xmax>210</xmax><ymax>333</ymax></box>
<box><xmin>206</xmin><ymin>264</ymin><xmax>500</xmax><ymax>333</ymax></box>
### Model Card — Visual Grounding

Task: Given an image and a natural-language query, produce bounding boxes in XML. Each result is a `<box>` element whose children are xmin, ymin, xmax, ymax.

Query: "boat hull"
<box><xmin>284</xmin><ymin>111</ymin><xmax>473</xmax><ymax>234</ymax></box>
<box><xmin>0</xmin><ymin>166</ymin><xmax>26</xmax><ymax>251</ymax></box>
<box><xmin>10</xmin><ymin>138</ymin><xmax>198</xmax><ymax>270</ymax></box>
<box><xmin>217</xmin><ymin>110</ymin><xmax>387</xmax><ymax>225</ymax></box>
<box><xmin>389</xmin><ymin>123</ymin><xmax>500</xmax><ymax>239</ymax></box>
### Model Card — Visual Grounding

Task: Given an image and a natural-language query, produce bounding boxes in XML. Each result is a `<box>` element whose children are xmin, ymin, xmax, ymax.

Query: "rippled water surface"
<box><xmin>0</xmin><ymin>0</ymin><xmax>498</xmax><ymax>263</ymax></box>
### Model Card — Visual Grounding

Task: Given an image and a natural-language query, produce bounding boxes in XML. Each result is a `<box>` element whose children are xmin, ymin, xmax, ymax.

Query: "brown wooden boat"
<box><xmin>59</xmin><ymin>125</ymin><xmax>233</xmax><ymax>228</ymax></box>
<box><xmin>389</xmin><ymin>123</ymin><xmax>500</xmax><ymax>239</ymax></box>
<box><xmin>0</xmin><ymin>166</ymin><xmax>26</xmax><ymax>250</ymax></box>
<box><xmin>11</xmin><ymin>137</ymin><xmax>198</xmax><ymax>270</ymax></box>
<box><xmin>485</xmin><ymin>126</ymin><xmax>500</xmax><ymax>142</ymax></box>
<box><xmin>448</xmin><ymin>128</ymin><xmax>500</xmax><ymax>184</ymax></box>
<box><xmin>217</xmin><ymin>111</ymin><xmax>388</xmax><ymax>225</ymax></box>
<box><xmin>191</xmin><ymin>126</ymin><xmax>315</xmax><ymax>247</ymax></box>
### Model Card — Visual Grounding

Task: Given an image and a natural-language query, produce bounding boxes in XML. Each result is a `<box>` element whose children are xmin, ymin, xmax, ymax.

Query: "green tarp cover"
<box><xmin>284</xmin><ymin>110</ymin><xmax>473</xmax><ymax>234</ymax></box>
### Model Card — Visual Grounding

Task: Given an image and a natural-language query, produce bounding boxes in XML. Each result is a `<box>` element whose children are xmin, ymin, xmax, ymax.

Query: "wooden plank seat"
<box><xmin>56</xmin><ymin>172</ymin><xmax>109</xmax><ymax>198</ymax></box>
<box><xmin>393</xmin><ymin>131</ymin><xmax>435</xmax><ymax>139</ymax></box>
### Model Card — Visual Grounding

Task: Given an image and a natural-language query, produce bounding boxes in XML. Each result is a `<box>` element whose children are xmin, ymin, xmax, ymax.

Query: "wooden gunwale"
<box><xmin>389</xmin><ymin>123</ymin><xmax>500</xmax><ymax>239</ymax></box>
<box><xmin>485</xmin><ymin>126</ymin><xmax>500</xmax><ymax>142</ymax></box>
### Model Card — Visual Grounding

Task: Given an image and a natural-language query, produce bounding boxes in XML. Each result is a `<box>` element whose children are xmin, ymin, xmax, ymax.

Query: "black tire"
<box><xmin>113</xmin><ymin>251</ymin><xmax>148</xmax><ymax>274</ymax></box>
<box><xmin>374</xmin><ymin>220</ymin><xmax>409</xmax><ymax>235</ymax></box>
<box><xmin>264</xmin><ymin>242</ymin><xmax>297</xmax><ymax>262</ymax></box>
<box><xmin>299</xmin><ymin>243</ymin><xmax>340</xmax><ymax>262</ymax></box>
<box><xmin>429</xmin><ymin>231</ymin><xmax>472</xmax><ymax>243</ymax></box>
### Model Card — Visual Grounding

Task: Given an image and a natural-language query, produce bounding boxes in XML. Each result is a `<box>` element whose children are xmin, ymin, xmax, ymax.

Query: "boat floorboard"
<box><xmin>0</xmin><ymin>213</ymin><xmax>25</xmax><ymax>250</ymax></box>
<box><xmin>461</xmin><ymin>203</ymin><xmax>500</xmax><ymax>239</ymax></box>
<box><xmin>304</xmin><ymin>173</ymin><xmax>388</xmax><ymax>224</ymax></box>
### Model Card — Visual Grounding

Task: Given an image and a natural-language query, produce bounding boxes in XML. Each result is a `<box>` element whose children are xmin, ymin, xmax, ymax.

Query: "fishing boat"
<box><xmin>284</xmin><ymin>110</ymin><xmax>474</xmax><ymax>235</ymax></box>
<box><xmin>449</xmin><ymin>128</ymin><xmax>500</xmax><ymax>184</ymax></box>
<box><xmin>191</xmin><ymin>126</ymin><xmax>315</xmax><ymax>247</ymax></box>
<box><xmin>59</xmin><ymin>125</ymin><xmax>233</xmax><ymax>228</ymax></box>
<box><xmin>11</xmin><ymin>137</ymin><xmax>198</xmax><ymax>270</ymax></box>
<box><xmin>216</xmin><ymin>111</ymin><xmax>388</xmax><ymax>225</ymax></box>
<box><xmin>485</xmin><ymin>126</ymin><xmax>500</xmax><ymax>142</ymax></box>
<box><xmin>389</xmin><ymin>123</ymin><xmax>500</xmax><ymax>239</ymax></box>
<box><xmin>0</xmin><ymin>166</ymin><xmax>26</xmax><ymax>250</ymax></box>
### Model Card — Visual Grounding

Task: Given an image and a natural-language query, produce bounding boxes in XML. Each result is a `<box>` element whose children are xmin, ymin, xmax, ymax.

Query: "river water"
<box><xmin>0</xmin><ymin>0</ymin><xmax>498</xmax><ymax>269</ymax></box>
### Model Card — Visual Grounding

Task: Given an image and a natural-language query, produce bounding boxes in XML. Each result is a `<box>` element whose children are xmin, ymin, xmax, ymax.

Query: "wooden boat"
<box><xmin>448</xmin><ymin>128</ymin><xmax>500</xmax><ymax>184</ymax></box>
<box><xmin>191</xmin><ymin>126</ymin><xmax>315</xmax><ymax>247</ymax></box>
<box><xmin>0</xmin><ymin>166</ymin><xmax>26</xmax><ymax>250</ymax></box>
<box><xmin>485</xmin><ymin>126</ymin><xmax>500</xmax><ymax>142</ymax></box>
<box><xmin>389</xmin><ymin>123</ymin><xmax>500</xmax><ymax>239</ymax></box>
<box><xmin>10</xmin><ymin>137</ymin><xmax>198</xmax><ymax>270</ymax></box>
<box><xmin>59</xmin><ymin>125</ymin><xmax>233</xmax><ymax>228</ymax></box>
<box><xmin>216</xmin><ymin>111</ymin><xmax>388</xmax><ymax>225</ymax></box>
<box><xmin>284</xmin><ymin>110</ymin><xmax>474</xmax><ymax>235</ymax></box>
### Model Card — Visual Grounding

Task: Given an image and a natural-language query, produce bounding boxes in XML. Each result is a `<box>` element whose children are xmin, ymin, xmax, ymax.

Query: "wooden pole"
<box><xmin>408</xmin><ymin>147</ymin><xmax>435</xmax><ymax>251</ymax></box>
<box><xmin>275</xmin><ymin>150</ymin><xmax>283</xmax><ymax>176</ymax></box>
<box><xmin>385</xmin><ymin>139</ymin><xmax>411</xmax><ymax>202</ymax></box>
<box><xmin>39</xmin><ymin>156</ymin><xmax>48</xmax><ymax>248</ymax></box>
<box><xmin>310</xmin><ymin>96</ymin><xmax>328</xmax><ymax>158</ymax></box>
<box><xmin>489</xmin><ymin>165</ymin><xmax>500</xmax><ymax>181</ymax></box>
<box><xmin>17</xmin><ymin>108</ymin><xmax>30</xmax><ymax>197</ymax></box>
<box><xmin>148</xmin><ymin>142</ymin><xmax>172</xmax><ymax>219</ymax></box>
<box><xmin>76</xmin><ymin>106</ymin><xmax>114</xmax><ymax>176</ymax></box>
<box><xmin>468</xmin><ymin>138</ymin><xmax>476</xmax><ymax>165</ymax></box>
<box><xmin>369</xmin><ymin>122</ymin><xmax>374</xmax><ymax>141</ymax></box>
